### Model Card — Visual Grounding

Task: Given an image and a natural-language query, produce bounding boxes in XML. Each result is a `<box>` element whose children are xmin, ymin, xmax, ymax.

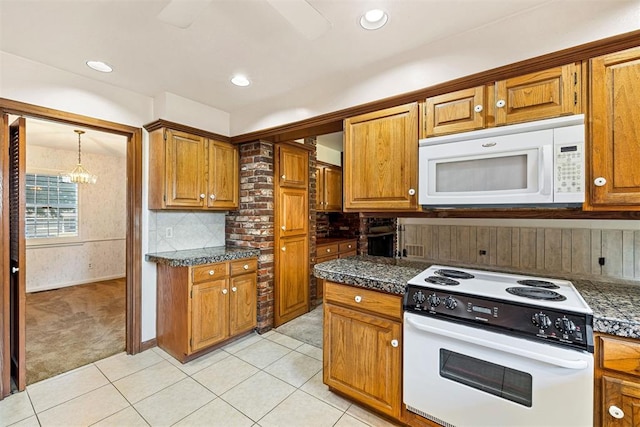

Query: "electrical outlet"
<box><xmin>88</xmin><ymin>263</ymin><xmax>93</xmax><ymax>269</ymax></box>
<box><xmin>166</xmin><ymin>227</ymin><xmax>173</xmax><ymax>238</ymax></box>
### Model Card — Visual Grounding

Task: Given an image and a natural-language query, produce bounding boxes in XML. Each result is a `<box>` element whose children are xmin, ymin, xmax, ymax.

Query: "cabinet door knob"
<box><xmin>231</xmin><ymin>287</ymin><xmax>237</xmax><ymax>292</ymax></box>
<box><xmin>594</xmin><ymin>177</ymin><xmax>607</xmax><ymax>187</ymax></box>
<box><xmin>496</xmin><ymin>99</ymin><xmax>506</xmax><ymax>108</ymax></box>
<box><xmin>208</xmin><ymin>270</ymin><xmax>215</xmax><ymax>275</ymax></box>
<box><xmin>408</xmin><ymin>188</ymin><xmax>416</xmax><ymax>196</ymax></box>
<box><xmin>391</xmin><ymin>339</ymin><xmax>399</xmax><ymax>348</ymax></box>
<box><xmin>222</xmin><ymin>289</ymin><xmax>228</xmax><ymax>295</ymax></box>
<box><xmin>474</xmin><ymin>104</ymin><xmax>483</xmax><ymax>113</ymax></box>
<box><xmin>326</xmin><ymin>248</ymin><xmax>331</xmax><ymax>252</ymax></box>
<box><xmin>609</xmin><ymin>405</ymin><xmax>624</xmax><ymax>419</ymax></box>
<box><xmin>281</xmin><ymin>246</ymin><xmax>286</xmax><ymax>252</ymax></box>
<box><xmin>200</xmin><ymin>193</ymin><xmax>206</xmax><ymax>199</ymax></box>
<box><xmin>354</xmin><ymin>295</ymin><xmax>362</xmax><ymax>303</ymax></box>
<box><xmin>243</xmin><ymin>264</ymin><xmax>249</xmax><ymax>270</ymax></box>
<box><xmin>281</xmin><ymin>174</ymin><xmax>286</xmax><ymax>179</ymax></box>
<box><xmin>347</xmin><ymin>245</ymin><xmax>352</xmax><ymax>249</ymax></box>
<box><xmin>281</xmin><ymin>225</ymin><xmax>286</xmax><ymax>231</ymax></box>
<box><xmin>210</xmin><ymin>194</ymin><xmax>216</xmax><ymax>200</ymax></box>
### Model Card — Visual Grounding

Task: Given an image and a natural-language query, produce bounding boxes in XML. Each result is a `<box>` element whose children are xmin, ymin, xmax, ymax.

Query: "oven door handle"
<box><xmin>406</xmin><ymin>317</ymin><xmax>589</xmax><ymax>370</ymax></box>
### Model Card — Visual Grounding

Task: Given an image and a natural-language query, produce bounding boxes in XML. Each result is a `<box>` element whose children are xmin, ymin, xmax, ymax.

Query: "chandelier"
<box><xmin>67</xmin><ymin>130</ymin><xmax>97</xmax><ymax>184</ymax></box>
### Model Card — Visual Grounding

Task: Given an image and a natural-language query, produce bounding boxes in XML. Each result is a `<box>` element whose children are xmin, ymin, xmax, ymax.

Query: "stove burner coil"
<box><xmin>506</xmin><ymin>287</ymin><xmax>566</xmax><ymax>301</ymax></box>
<box><xmin>516</xmin><ymin>279</ymin><xmax>559</xmax><ymax>289</ymax></box>
<box><xmin>425</xmin><ymin>276</ymin><xmax>460</xmax><ymax>286</ymax></box>
<box><xmin>435</xmin><ymin>269</ymin><xmax>474</xmax><ymax>280</ymax></box>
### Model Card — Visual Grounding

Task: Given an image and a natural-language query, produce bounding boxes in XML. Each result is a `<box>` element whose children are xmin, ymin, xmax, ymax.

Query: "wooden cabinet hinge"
<box><xmin>574</xmin><ymin>72</ymin><xmax>578</xmax><ymax>86</ymax></box>
<box><xmin>190</xmin><ymin>338</ymin><xmax>192</xmax><ymax>348</ymax></box>
<box><xmin>574</xmin><ymin>92</ymin><xmax>578</xmax><ymax>106</ymax></box>
<box><xmin>190</xmin><ymin>289</ymin><xmax>193</xmax><ymax>298</ymax></box>
<box><xmin>163</xmin><ymin>129</ymin><xmax>167</xmax><ymax>141</ymax></box>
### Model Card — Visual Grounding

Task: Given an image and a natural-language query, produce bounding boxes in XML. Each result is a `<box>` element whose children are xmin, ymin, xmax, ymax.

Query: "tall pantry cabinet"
<box><xmin>274</xmin><ymin>143</ymin><xmax>311</xmax><ymax>326</ymax></box>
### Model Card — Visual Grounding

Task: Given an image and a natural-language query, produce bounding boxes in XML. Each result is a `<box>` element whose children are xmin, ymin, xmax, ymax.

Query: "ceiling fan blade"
<box><xmin>265</xmin><ymin>0</ymin><xmax>331</xmax><ymax>40</ymax></box>
<box><xmin>157</xmin><ymin>0</ymin><xmax>213</xmax><ymax>29</ymax></box>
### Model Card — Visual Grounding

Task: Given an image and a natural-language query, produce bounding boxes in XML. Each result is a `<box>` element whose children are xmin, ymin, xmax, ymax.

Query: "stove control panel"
<box><xmin>404</xmin><ymin>284</ymin><xmax>594</xmax><ymax>352</ymax></box>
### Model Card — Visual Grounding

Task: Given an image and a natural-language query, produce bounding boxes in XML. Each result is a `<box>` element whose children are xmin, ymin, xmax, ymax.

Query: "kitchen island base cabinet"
<box><xmin>156</xmin><ymin>258</ymin><xmax>257</xmax><ymax>363</ymax></box>
<box><xmin>323</xmin><ymin>281</ymin><xmax>402</xmax><ymax>419</ymax></box>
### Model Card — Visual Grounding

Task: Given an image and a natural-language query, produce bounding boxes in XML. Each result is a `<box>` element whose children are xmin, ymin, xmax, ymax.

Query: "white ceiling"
<box><xmin>1</xmin><ymin>0</ymin><xmax>639</xmax><ymax>139</ymax></box>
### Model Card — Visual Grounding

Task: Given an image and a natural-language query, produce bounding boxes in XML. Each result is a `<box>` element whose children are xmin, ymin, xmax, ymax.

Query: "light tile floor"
<box><xmin>1</xmin><ymin>331</ymin><xmax>398</xmax><ymax>427</ymax></box>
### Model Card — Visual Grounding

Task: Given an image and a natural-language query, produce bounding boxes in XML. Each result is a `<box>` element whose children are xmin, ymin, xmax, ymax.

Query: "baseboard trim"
<box><xmin>140</xmin><ymin>338</ymin><xmax>157</xmax><ymax>352</ymax></box>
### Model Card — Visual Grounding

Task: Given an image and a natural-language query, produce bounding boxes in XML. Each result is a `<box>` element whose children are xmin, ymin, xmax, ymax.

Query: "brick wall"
<box><xmin>225</xmin><ymin>141</ymin><xmax>274</xmax><ymax>332</ymax></box>
<box><xmin>306</xmin><ymin>137</ymin><xmax>319</xmax><ymax>305</ymax></box>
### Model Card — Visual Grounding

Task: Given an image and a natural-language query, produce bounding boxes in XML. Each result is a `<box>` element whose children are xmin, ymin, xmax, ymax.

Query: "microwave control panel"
<box><xmin>554</xmin><ymin>141</ymin><xmax>584</xmax><ymax>203</ymax></box>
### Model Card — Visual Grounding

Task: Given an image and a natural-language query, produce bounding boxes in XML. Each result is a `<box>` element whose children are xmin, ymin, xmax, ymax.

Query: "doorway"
<box><xmin>0</xmin><ymin>99</ymin><xmax>143</xmax><ymax>399</ymax></box>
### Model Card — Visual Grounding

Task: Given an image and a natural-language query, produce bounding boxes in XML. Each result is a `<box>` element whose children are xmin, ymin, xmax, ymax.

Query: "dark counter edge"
<box><xmin>146</xmin><ymin>246</ymin><xmax>261</xmax><ymax>267</ymax></box>
<box><xmin>314</xmin><ymin>256</ymin><xmax>640</xmax><ymax>339</ymax></box>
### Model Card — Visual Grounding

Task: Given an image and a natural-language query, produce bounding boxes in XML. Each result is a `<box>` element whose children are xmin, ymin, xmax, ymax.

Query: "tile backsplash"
<box><xmin>148</xmin><ymin>211</ymin><xmax>226</xmax><ymax>253</ymax></box>
<box><xmin>401</xmin><ymin>222</ymin><xmax>640</xmax><ymax>282</ymax></box>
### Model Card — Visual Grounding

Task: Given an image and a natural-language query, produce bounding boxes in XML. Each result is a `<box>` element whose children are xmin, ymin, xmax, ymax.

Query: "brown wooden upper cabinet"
<box><xmin>316</xmin><ymin>162</ymin><xmax>342</xmax><ymax>212</ymax></box>
<box><xmin>148</xmin><ymin>127</ymin><xmax>238</xmax><ymax>210</ymax></box>
<box><xmin>423</xmin><ymin>63</ymin><xmax>581</xmax><ymax>137</ymax></box>
<box><xmin>344</xmin><ymin>103</ymin><xmax>419</xmax><ymax>211</ymax></box>
<box><xmin>278</xmin><ymin>144</ymin><xmax>309</xmax><ymax>188</ymax></box>
<box><xmin>586</xmin><ymin>46</ymin><xmax>640</xmax><ymax>211</ymax></box>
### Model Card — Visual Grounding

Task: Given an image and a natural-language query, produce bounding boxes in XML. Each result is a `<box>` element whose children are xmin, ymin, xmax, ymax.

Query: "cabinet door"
<box><xmin>495</xmin><ymin>63</ymin><xmax>580</xmax><ymax>125</ymax></box>
<box><xmin>191</xmin><ymin>278</ymin><xmax>228</xmax><ymax>352</ymax></box>
<box><xmin>208</xmin><ymin>140</ymin><xmax>239</xmax><ymax>209</ymax></box>
<box><xmin>275</xmin><ymin>235</ymin><xmax>309</xmax><ymax>326</ymax></box>
<box><xmin>278</xmin><ymin>145</ymin><xmax>308</xmax><ymax>188</ymax></box>
<box><xmin>229</xmin><ymin>273</ymin><xmax>257</xmax><ymax>336</ymax></box>
<box><xmin>316</xmin><ymin>166</ymin><xmax>324</xmax><ymax>210</ymax></box>
<box><xmin>165</xmin><ymin>130</ymin><xmax>206</xmax><ymax>208</ymax></box>
<box><xmin>424</xmin><ymin>86</ymin><xmax>485</xmax><ymax>136</ymax></box>
<box><xmin>324</xmin><ymin>166</ymin><xmax>343</xmax><ymax>212</ymax></box>
<box><xmin>344</xmin><ymin>103</ymin><xmax>418</xmax><ymax>211</ymax></box>
<box><xmin>279</xmin><ymin>188</ymin><xmax>308</xmax><ymax>236</ymax></box>
<box><xmin>323</xmin><ymin>303</ymin><xmax>402</xmax><ymax>418</ymax></box>
<box><xmin>588</xmin><ymin>47</ymin><xmax>640</xmax><ymax>209</ymax></box>
<box><xmin>602</xmin><ymin>376</ymin><xmax>640</xmax><ymax>427</ymax></box>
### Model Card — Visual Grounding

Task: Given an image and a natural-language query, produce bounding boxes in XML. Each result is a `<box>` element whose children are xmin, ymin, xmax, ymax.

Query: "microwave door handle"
<box><xmin>405</xmin><ymin>317</ymin><xmax>589</xmax><ymax>370</ymax></box>
<box><xmin>540</xmin><ymin>145</ymin><xmax>552</xmax><ymax>196</ymax></box>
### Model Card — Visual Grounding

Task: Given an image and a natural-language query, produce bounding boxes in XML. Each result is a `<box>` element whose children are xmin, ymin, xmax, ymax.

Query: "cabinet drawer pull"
<box><xmin>232</xmin><ymin>287</ymin><xmax>237</xmax><ymax>292</ymax></box>
<box><xmin>326</xmin><ymin>248</ymin><xmax>331</xmax><ymax>253</ymax></box>
<box><xmin>391</xmin><ymin>339</ymin><xmax>399</xmax><ymax>348</ymax></box>
<box><xmin>347</xmin><ymin>245</ymin><xmax>352</xmax><ymax>249</ymax></box>
<box><xmin>354</xmin><ymin>295</ymin><xmax>362</xmax><ymax>303</ymax></box>
<box><xmin>609</xmin><ymin>405</ymin><xmax>624</xmax><ymax>419</ymax></box>
<box><xmin>200</xmin><ymin>193</ymin><xmax>206</xmax><ymax>199</ymax></box>
<box><xmin>208</xmin><ymin>270</ymin><xmax>215</xmax><ymax>276</ymax></box>
<box><xmin>496</xmin><ymin>99</ymin><xmax>506</xmax><ymax>108</ymax></box>
<box><xmin>222</xmin><ymin>289</ymin><xmax>228</xmax><ymax>295</ymax></box>
<box><xmin>210</xmin><ymin>194</ymin><xmax>216</xmax><ymax>200</ymax></box>
<box><xmin>243</xmin><ymin>264</ymin><xmax>249</xmax><ymax>270</ymax></box>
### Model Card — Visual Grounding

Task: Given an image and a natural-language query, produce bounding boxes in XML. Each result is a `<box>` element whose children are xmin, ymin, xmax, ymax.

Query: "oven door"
<box><xmin>403</xmin><ymin>313</ymin><xmax>593</xmax><ymax>427</ymax></box>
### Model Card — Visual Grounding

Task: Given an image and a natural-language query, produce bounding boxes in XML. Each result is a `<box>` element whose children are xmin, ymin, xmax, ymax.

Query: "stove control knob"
<box><xmin>427</xmin><ymin>294</ymin><xmax>441</xmax><ymax>308</ymax></box>
<box><xmin>444</xmin><ymin>296</ymin><xmax>457</xmax><ymax>310</ymax></box>
<box><xmin>413</xmin><ymin>290</ymin><xmax>426</xmax><ymax>305</ymax></box>
<box><xmin>555</xmin><ymin>317</ymin><xmax>577</xmax><ymax>334</ymax></box>
<box><xmin>532</xmin><ymin>313</ymin><xmax>552</xmax><ymax>329</ymax></box>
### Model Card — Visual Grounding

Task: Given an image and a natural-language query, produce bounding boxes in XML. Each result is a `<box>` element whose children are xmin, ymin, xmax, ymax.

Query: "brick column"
<box><xmin>305</xmin><ymin>137</ymin><xmax>318</xmax><ymax>306</ymax></box>
<box><xmin>226</xmin><ymin>141</ymin><xmax>274</xmax><ymax>332</ymax></box>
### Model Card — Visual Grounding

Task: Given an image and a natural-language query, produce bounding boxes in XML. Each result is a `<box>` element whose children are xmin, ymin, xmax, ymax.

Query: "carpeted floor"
<box><xmin>25</xmin><ymin>278</ymin><xmax>126</xmax><ymax>385</ymax></box>
<box><xmin>275</xmin><ymin>304</ymin><xmax>323</xmax><ymax>348</ymax></box>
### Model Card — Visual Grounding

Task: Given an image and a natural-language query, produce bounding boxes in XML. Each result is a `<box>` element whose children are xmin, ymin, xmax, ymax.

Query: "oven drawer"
<box><xmin>324</xmin><ymin>281</ymin><xmax>402</xmax><ymax>320</ymax></box>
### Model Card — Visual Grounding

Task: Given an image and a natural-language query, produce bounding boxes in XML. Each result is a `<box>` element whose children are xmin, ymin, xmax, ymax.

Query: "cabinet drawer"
<box><xmin>339</xmin><ymin>250</ymin><xmax>357</xmax><ymax>258</ymax></box>
<box><xmin>192</xmin><ymin>263</ymin><xmax>228</xmax><ymax>283</ymax></box>
<box><xmin>317</xmin><ymin>254</ymin><xmax>338</xmax><ymax>264</ymax></box>
<box><xmin>339</xmin><ymin>241</ymin><xmax>357</xmax><ymax>252</ymax></box>
<box><xmin>324</xmin><ymin>281</ymin><xmax>402</xmax><ymax>320</ymax></box>
<box><xmin>600</xmin><ymin>336</ymin><xmax>640</xmax><ymax>376</ymax></box>
<box><xmin>318</xmin><ymin>244</ymin><xmax>339</xmax><ymax>257</ymax></box>
<box><xmin>230</xmin><ymin>258</ymin><xmax>257</xmax><ymax>276</ymax></box>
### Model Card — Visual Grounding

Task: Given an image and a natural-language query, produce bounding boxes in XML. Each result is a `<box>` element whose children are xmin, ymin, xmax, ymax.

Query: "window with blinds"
<box><xmin>26</xmin><ymin>173</ymin><xmax>79</xmax><ymax>239</ymax></box>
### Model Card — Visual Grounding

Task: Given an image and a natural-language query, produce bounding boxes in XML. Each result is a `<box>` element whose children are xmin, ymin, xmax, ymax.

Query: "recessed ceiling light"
<box><xmin>86</xmin><ymin>60</ymin><xmax>113</xmax><ymax>73</ymax></box>
<box><xmin>360</xmin><ymin>9</ymin><xmax>388</xmax><ymax>30</ymax></box>
<box><xmin>231</xmin><ymin>75</ymin><xmax>251</xmax><ymax>87</ymax></box>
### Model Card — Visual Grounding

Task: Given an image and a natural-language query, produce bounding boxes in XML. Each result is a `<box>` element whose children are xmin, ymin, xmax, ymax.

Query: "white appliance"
<box><xmin>418</xmin><ymin>115</ymin><xmax>585</xmax><ymax>206</ymax></box>
<box><xmin>403</xmin><ymin>265</ymin><xmax>594</xmax><ymax>427</ymax></box>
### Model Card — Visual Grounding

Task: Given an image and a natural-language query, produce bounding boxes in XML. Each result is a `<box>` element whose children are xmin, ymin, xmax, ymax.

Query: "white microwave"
<box><xmin>418</xmin><ymin>115</ymin><xmax>585</xmax><ymax>207</ymax></box>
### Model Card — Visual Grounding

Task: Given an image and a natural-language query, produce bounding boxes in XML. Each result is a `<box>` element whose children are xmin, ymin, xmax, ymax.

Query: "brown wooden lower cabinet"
<box><xmin>156</xmin><ymin>257</ymin><xmax>257</xmax><ymax>363</ymax></box>
<box><xmin>316</xmin><ymin>238</ymin><xmax>357</xmax><ymax>300</ymax></box>
<box><xmin>595</xmin><ymin>333</ymin><xmax>640</xmax><ymax>426</ymax></box>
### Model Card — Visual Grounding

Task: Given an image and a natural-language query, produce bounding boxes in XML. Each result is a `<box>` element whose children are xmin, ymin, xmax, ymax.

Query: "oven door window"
<box><xmin>439</xmin><ymin>349</ymin><xmax>532</xmax><ymax>407</ymax></box>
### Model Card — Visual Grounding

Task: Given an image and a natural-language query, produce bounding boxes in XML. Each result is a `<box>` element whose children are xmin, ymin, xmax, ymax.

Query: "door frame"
<box><xmin>0</xmin><ymin>98</ymin><xmax>143</xmax><ymax>397</ymax></box>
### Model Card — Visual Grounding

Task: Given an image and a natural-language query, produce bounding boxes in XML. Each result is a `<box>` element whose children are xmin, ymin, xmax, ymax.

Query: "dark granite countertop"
<box><xmin>314</xmin><ymin>255</ymin><xmax>640</xmax><ymax>339</ymax></box>
<box><xmin>145</xmin><ymin>246</ymin><xmax>260</xmax><ymax>267</ymax></box>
